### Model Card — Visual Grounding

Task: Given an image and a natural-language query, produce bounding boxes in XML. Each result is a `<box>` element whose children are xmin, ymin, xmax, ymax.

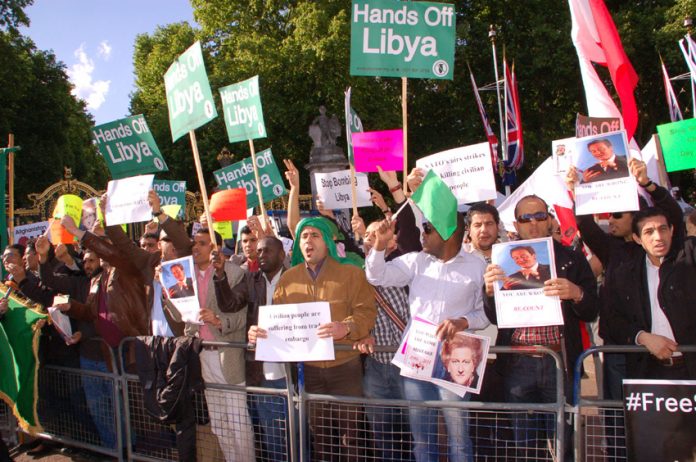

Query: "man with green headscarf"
<box><xmin>273</xmin><ymin>216</ymin><xmax>376</xmax><ymax>460</ymax></box>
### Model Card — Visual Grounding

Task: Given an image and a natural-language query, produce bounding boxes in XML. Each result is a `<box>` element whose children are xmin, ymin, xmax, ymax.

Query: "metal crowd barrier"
<box><xmin>571</xmin><ymin>344</ymin><xmax>696</xmax><ymax>462</ymax></box>
<box><xmin>2</xmin><ymin>338</ymin><xmax>568</xmax><ymax>462</ymax></box>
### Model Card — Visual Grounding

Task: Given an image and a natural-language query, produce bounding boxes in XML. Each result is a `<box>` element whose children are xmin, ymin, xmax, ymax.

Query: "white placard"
<box><xmin>313</xmin><ymin>170</ymin><xmax>371</xmax><ymax>209</ymax></box>
<box><xmin>105</xmin><ymin>174</ymin><xmax>154</xmax><ymax>225</ymax></box>
<box><xmin>255</xmin><ymin>302</ymin><xmax>334</xmax><ymax>362</ymax></box>
<box><xmin>392</xmin><ymin>317</ymin><xmax>439</xmax><ymax>380</ymax></box>
<box><xmin>48</xmin><ymin>306</ymin><xmax>73</xmax><ymax>342</ymax></box>
<box><xmin>416</xmin><ymin>143</ymin><xmax>497</xmax><ymax>205</ymax></box>
<box><xmin>159</xmin><ymin>255</ymin><xmax>201</xmax><ymax>324</ymax></box>
<box><xmin>12</xmin><ymin>221</ymin><xmax>49</xmax><ymax>246</ymax></box>
<box><xmin>572</xmin><ymin>130</ymin><xmax>639</xmax><ymax>215</ymax></box>
<box><xmin>491</xmin><ymin>237</ymin><xmax>563</xmax><ymax>328</ymax></box>
<box><xmin>551</xmin><ymin>137</ymin><xmax>575</xmax><ymax>175</ymax></box>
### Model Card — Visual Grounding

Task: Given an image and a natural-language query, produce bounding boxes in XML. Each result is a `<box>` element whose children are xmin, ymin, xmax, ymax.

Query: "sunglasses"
<box><xmin>611</xmin><ymin>212</ymin><xmax>625</xmax><ymax>219</ymax></box>
<box><xmin>516</xmin><ymin>211</ymin><xmax>549</xmax><ymax>224</ymax></box>
<box><xmin>422</xmin><ymin>222</ymin><xmax>434</xmax><ymax>234</ymax></box>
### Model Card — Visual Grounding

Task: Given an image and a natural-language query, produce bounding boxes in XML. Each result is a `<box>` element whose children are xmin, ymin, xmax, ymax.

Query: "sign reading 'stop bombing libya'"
<box><xmin>350</xmin><ymin>0</ymin><xmax>456</xmax><ymax>80</ymax></box>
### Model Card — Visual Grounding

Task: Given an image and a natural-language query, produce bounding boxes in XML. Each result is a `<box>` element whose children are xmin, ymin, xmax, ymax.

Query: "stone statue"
<box><xmin>305</xmin><ymin>106</ymin><xmax>349</xmax><ymax>198</ymax></box>
<box><xmin>309</xmin><ymin>105</ymin><xmax>341</xmax><ymax>148</ymax></box>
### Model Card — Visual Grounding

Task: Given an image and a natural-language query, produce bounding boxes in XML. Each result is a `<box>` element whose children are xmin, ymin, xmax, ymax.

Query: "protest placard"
<box><xmin>431</xmin><ymin>332</ymin><xmax>490</xmax><ymax>397</ymax></box>
<box><xmin>255</xmin><ymin>302</ymin><xmax>334</xmax><ymax>362</ymax></box>
<box><xmin>352</xmin><ymin>129</ymin><xmax>404</xmax><ymax>172</ymax></box>
<box><xmin>92</xmin><ymin>114</ymin><xmax>168</xmax><ymax>179</ymax></box>
<box><xmin>350</xmin><ymin>0</ymin><xmax>456</xmax><ymax>80</ymax></box>
<box><xmin>392</xmin><ymin>317</ymin><xmax>439</xmax><ymax>380</ymax></box>
<box><xmin>209</xmin><ymin>189</ymin><xmax>247</xmax><ymax>221</ymax></box>
<box><xmin>572</xmin><ymin>130</ymin><xmax>638</xmax><ymax>215</ymax></box>
<box><xmin>212</xmin><ymin>221</ymin><xmax>233</xmax><ymax>239</ymax></box>
<box><xmin>491</xmin><ymin>237</ymin><xmax>563</xmax><ymax>328</ymax></box>
<box><xmin>551</xmin><ymin>137</ymin><xmax>575</xmax><ymax>176</ymax></box>
<box><xmin>164</xmin><ymin>41</ymin><xmax>218</xmax><ymax>142</ymax></box>
<box><xmin>314</xmin><ymin>170</ymin><xmax>371</xmax><ymax>209</ymax></box>
<box><xmin>12</xmin><ymin>221</ymin><xmax>49</xmax><ymax>247</ymax></box>
<box><xmin>159</xmin><ymin>256</ymin><xmax>201</xmax><ymax>324</ymax></box>
<box><xmin>105</xmin><ymin>175</ymin><xmax>153</xmax><ymax>226</ymax></box>
<box><xmin>623</xmin><ymin>379</ymin><xmax>696</xmax><ymax>462</ymax></box>
<box><xmin>220</xmin><ymin>75</ymin><xmax>266</xmax><ymax>143</ymax></box>
<box><xmin>575</xmin><ymin>113</ymin><xmax>622</xmax><ymax>138</ymax></box>
<box><xmin>656</xmin><ymin>118</ymin><xmax>696</xmax><ymax>172</ymax></box>
<box><xmin>153</xmin><ymin>180</ymin><xmax>186</xmax><ymax>218</ymax></box>
<box><xmin>344</xmin><ymin>89</ymin><xmax>364</xmax><ymax>163</ymax></box>
<box><xmin>213</xmin><ymin>149</ymin><xmax>286</xmax><ymax>209</ymax></box>
<box><xmin>415</xmin><ymin>143</ymin><xmax>496</xmax><ymax>204</ymax></box>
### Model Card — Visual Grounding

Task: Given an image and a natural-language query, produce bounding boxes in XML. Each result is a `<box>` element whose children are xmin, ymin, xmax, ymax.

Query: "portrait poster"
<box><xmin>551</xmin><ymin>137</ymin><xmax>576</xmax><ymax>176</ymax></box>
<box><xmin>255</xmin><ymin>302</ymin><xmax>334</xmax><ymax>362</ymax></box>
<box><xmin>431</xmin><ymin>332</ymin><xmax>490</xmax><ymax>397</ymax></box>
<box><xmin>571</xmin><ymin>130</ymin><xmax>639</xmax><ymax>215</ymax></box>
<box><xmin>159</xmin><ymin>256</ymin><xmax>200</xmax><ymax>324</ymax></box>
<box><xmin>491</xmin><ymin>237</ymin><xmax>563</xmax><ymax>328</ymax></box>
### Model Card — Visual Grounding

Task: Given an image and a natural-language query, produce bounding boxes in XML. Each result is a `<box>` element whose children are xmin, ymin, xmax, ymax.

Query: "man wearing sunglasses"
<box><xmin>483</xmin><ymin>195</ymin><xmax>598</xmax><ymax>460</ymax></box>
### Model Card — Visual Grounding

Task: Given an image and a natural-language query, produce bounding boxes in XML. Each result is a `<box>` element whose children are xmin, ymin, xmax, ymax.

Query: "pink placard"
<box><xmin>352</xmin><ymin>129</ymin><xmax>404</xmax><ymax>172</ymax></box>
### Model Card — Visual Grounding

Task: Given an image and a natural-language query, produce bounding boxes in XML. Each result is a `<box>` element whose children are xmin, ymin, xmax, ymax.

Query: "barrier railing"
<box><xmin>2</xmin><ymin>338</ymin><xmax>568</xmax><ymax>462</ymax></box>
<box><xmin>571</xmin><ymin>344</ymin><xmax>696</xmax><ymax>462</ymax></box>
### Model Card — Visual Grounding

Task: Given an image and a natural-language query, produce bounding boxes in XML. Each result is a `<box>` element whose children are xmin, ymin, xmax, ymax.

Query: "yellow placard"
<box><xmin>212</xmin><ymin>221</ymin><xmax>233</xmax><ymax>239</ymax></box>
<box><xmin>53</xmin><ymin>195</ymin><xmax>83</xmax><ymax>224</ymax></box>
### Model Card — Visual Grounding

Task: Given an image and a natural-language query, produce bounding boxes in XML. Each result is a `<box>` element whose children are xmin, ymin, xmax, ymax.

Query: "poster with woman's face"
<box><xmin>431</xmin><ymin>332</ymin><xmax>491</xmax><ymax>396</ymax></box>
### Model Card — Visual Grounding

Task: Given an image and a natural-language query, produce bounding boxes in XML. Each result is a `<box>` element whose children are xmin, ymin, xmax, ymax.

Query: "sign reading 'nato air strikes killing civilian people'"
<box><xmin>219</xmin><ymin>76</ymin><xmax>267</xmax><ymax>143</ymax></box>
<box><xmin>213</xmin><ymin>149</ymin><xmax>287</xmax><ymax>209</ymax></box>
<box><xmin>164</xmin><ymin>41</ymin><xmax>218</xmax><ymax>142</ymax></box>
<box><xmin>92</xmin><ymin>115</ymin><xmax>169</xmax><ymax>179</ymax></box>
<box><xmin>350</xmin><ymin>0</ymin><xmax>456</xmax><ymax>80</ymax></box>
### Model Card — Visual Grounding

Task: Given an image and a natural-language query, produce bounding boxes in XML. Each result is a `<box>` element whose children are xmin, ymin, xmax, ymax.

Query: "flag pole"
<box><xmin>344</xmin><ymin>88</ymin><xmax>359</xmax><ymax>218</ymax></box>
<box><xmin>8</xmin><ymin>134</ymin><xmax>15</xmax><ymax>245</ymax></box>
<box><xmin>248</xmin><ymin>139</ymin><xmax>272</xmax><ymax>234</ymax></box>
<box><xmin>489</xmin><ymin>25</ymin><xmax>509</xmax><ymax>194</ymax></box>
<box><xmin>401</xmin><ymin>77</ymin><xmax>408</xmax><ymax>194</ymax></box>
<box><xmin>686</xmin><ymin>16</ymin><xmax>696</xmax><ymax>117</ymax></box>
<box><xmin>188</xmin><ymin>130</ymin><xmax>217</xmax><ymax>250</ymax></box>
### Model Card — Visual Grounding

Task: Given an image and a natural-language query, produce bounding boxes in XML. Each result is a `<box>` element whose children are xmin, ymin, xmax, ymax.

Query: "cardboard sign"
<box><xmin>575</xmin><ymin>113</ymin><xmax>622</xmax><ymax>138</ymax></box>
<box><xmin>314</xmin><ymin>170</ymin><xmax>371</xmax><ymax>209</ymax></box>
<box><xmin>352</xmin><ymin>129</ymin><xmax>404</xmax><ymax>172</ymax></box>
<box><xmin>656</xmin><ymin>118</ymin><xmax>696</xmax><ymax>172</ymax></box>
<box><xmin>12</xmin><ymin>221</ymin><xmax>50</xmax><ymax>247</ymax></box>
<box><xmin>344</xmin><ymin>88</ymin><xmax>364</xmax><ymax>163</ymax></box>
<box><xmin>212</xmin><ymin>221</ymin><xmax>233</xmax><ymax>239</ymax></box>
<box><xmin>48</xmin><ymin>219</ymin><xmax>76</xmax><ymax>245</ymax></box>
<box><xmin>212</xmin><ymin>149</ymin><xmax>287</xmax><ymax>209</ymax></box>
<box><xmin>53</xmin><ymin>195</ymin><xmax>83</xmax><ymax>224</ymax></box>
<box><xmin>220</xmin><ymin>75</ymin><xmax>267</xmax><ymax>143</ymax></box>
<box><xmin>92</xmin><ymin>114</ymin><xmax>168</xmax><ymax>179</ymax></box>
<box><xmin>416</xmin><ymin>143</ymin><xmax>497</xmax><ymax>204</ymax></box>
<box><xmin>160</xmin><ymin>256</ymin><xmax>201</xmax><ymax>324</ymax></box>
<box><xmin>153</xmin><ymin>180</ymin><xmax>186</xmax><ymax>218</ymax></box>
<box><xmin>105</xmin><ymin>175</ymin><xmax>154</xmax><ymax>225</ymax></box>
<box><xmin>350</xmin><ymin>0</ymin><xmax>456</xmax><ymax>80</ymax></box>
<box><xmin>164</xmin><ymin>41</ymin><xmax>218</xmax><ymax>142</ymax></box>
<box><xmin>209</xmin><ymin>189</ymin><xmax>247</xmax><ymax>221</ymax></box>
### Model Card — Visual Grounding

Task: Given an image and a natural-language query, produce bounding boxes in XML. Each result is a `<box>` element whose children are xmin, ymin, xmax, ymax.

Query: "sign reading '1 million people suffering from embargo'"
<box><xmin>350</xmin><ymin>0</ymin><xmax>456</xmax><ymax>80</ymax></box>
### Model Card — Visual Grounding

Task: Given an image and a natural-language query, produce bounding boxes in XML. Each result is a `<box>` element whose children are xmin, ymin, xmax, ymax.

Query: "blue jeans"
<box><xmin>363</xmin><ymin>357</ymin><xmax>413</xmax><ymax>461</ymax></box>
<box><xmin>256</xmin><ymin>377</ymin><xmax>290</xmax><ymax>461</ymax></box>
<box><xmin>80</xmin><ymin>357</ymin><xmax>116</xmax><ymax>449</ymax></box>
<box><xmin>402</xmin><ymin>377</ymin><xmax>473</xmax><ymax>462</ymax></box>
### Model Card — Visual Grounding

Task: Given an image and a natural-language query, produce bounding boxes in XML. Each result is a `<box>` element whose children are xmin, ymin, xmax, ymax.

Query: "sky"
<box><xmin>20</xmin><ymin>0</ymin><xmax>196</xmax><ymax>125</ymax></box>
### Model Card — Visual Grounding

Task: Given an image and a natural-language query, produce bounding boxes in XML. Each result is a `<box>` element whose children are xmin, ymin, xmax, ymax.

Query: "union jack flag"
<box><xmin>660</xmin><ymin>59</ymin><xmax>683</xmax><ymax>122</ymax></box>
<box><xmin>469</xmin><ymin>70</ymin><xmax>499</xmax><ymax>167</ymax></box>
<box><xmin>504</xmin><ymin>60</ymin><xmax>524</xmax><ymax>170</ymax></box>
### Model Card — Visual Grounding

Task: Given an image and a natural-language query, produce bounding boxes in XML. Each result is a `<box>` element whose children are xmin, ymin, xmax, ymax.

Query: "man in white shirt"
<box><xmin>366</xmin><ymin>212</ymin><xmax>488</xmax><ymax>462</ymax></box>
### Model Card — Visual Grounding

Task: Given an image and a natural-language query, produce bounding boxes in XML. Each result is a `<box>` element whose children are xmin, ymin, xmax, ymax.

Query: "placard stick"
<box><xmin>188</xmin><ymin>130</ymin><xmax>217</xmax><ymax>250</ymax></box>
<box><xmin>653</xmin><ymin>134</ymin><xmax>671</xmax><ymax>189</ymax></box>
<box><xmin>8</xmin><ymin>134</ymin><xmax>14</xmax><ymax>245</ymax></box>
<box><xmin>401</xmin><ymin>77</ymin><xmax>409</xmax><ymax>194</ymax></box>
<box><xmin>349</xmin><ymin>164</ymin><xmax>361</xmax><ymax>238</ymax></box>
<box><xmin>248</xmin><ymin>139</ymin><xmax>275</xmax><ymax>236</ymax></box>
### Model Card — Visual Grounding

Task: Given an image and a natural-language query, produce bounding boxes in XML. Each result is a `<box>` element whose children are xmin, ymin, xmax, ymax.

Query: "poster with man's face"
<box><xmin>159</xmin><ymin>255</ymin><xmax>201</xmax><ymax>324</ymax></box>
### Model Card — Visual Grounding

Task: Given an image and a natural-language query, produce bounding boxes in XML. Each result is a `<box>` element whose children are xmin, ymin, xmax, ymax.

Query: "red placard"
<box><xmin>209</xmin><ymin>189</ymin><xmax>247</xmax><ymax>221</ymax></box>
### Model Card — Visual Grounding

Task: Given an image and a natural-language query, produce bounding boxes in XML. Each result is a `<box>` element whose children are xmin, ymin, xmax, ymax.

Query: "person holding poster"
<box><xmin>273</xmin><ymin>217</ymin><xmax>376</xmax><ymax>461</ymax></box>
<box><xmin>580</xmin><ymin>137</ymin><xmax>629</xmax><ymax>183</ymax></box>
<box><xmin>483</xmin><ymin>195</ymin><xmax>598</xmax><ymax>459</ymax></box>
<box><xmin>366</xmin><ymin>173</ymin><xmax>489</xmax><ymax>462</ymax></box>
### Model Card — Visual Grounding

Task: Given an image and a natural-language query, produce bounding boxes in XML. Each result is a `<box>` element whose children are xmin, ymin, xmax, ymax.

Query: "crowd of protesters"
<box><xmin>1</xmin><ymin>156</ymin><xmax>695</xmax><ymax>462</ymax></box>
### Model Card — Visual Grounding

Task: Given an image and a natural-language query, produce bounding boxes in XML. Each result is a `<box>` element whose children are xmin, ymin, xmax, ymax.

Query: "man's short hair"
<box><xmin>140</xmin><ymin>232</ymin><xmax>159</xmax><ymax>242</ymax></box>
<box><xmin>5</xmin><ymin>244</ymin><xmax>25</xmax><ymax>257</ymax></box>
<box><xmin>466</xmin><ymin>202</ymin><xmax>500</xmax><ymax>226</ymax></box>
<box><xmin>587</xmin><ymin>138</ymin><xmax>612</xmax><ymax>149</ymax></box>
<box><xmin>510</xmin><ymin>245</ymin><xmax>536</xmax><ymax>257</ymax></box>
<box><xmin>450</xmin><ymin>212</ymin><xmax>467</xmax><ymax>245</ymax></box>
<box><xmin>686</xmin><ymin>210</ymin><xmax>696</xmax><ymax>227</ymax></box>
<box><xmin>195</xmin><ymin>227</ymin><xmax>223</xmax><ymax>246</ymax></box>
<box><xmin>25</xmin><ymin>239</ymin><xmax>37</xmax><ymax>253</ymax></box>
<box><xmin>239</xmin><ymin>226</ymin><xmax>253</xmax><ymax>236</ymax></box>
<box><xmin>513</xmin><ymin>195</ymin><xmax>548</xmax><ymax>219</ymax></box>
<box><xmin>631</xmin><ymin>207</ymin><xmax>670</xmax><ymax>236</ymax></box>
<box><xmin>170</xmin><ymin>263</ymin><xmax>184</xmax><ymax>272</ymax></box>
<box><xmin>259</xmin><ymin>236</ymin><xmax>284</xmax><ymax>252</ymax></box>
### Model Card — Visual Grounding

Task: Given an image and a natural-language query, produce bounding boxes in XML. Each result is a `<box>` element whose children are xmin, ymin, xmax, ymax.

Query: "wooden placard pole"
<box><xmin>8</xmin><ymin>134</ymin><xmax>14</xmax><ymax>245</ymax></box>
<box><xmin>401</xmin><ymin>77</ymin><xmax>409</xmax><ymax>194</ymax></box>
<box><xmin>248</xmin><ymin>139</ymin><xmax>275</xmax><ymax>236</ymax></box>
<box><xmin>188</xmin><ymin>130</ymin><xmax>217</xmax><ymax>250</ymax></box>
<box><xmin>652</xmin><ymin>134</ymin><xmax>672</xmax><ymax>189</ymax></box>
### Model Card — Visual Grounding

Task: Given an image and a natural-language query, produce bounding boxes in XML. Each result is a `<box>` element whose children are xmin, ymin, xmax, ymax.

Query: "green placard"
<box><xmin>350</xmin><ymin>0</ymin><xmax>456</xmax><ymax>80</ymax></box>
<box><xmin>220</xmin><ymin>76</ymin><xmax>267</xmax><ymax>143</ymax></box>
<box><xmin>152</xmin><ymin>180</ymin><xmax>186</xmax><ymax>218</ymax></box>
<box><xmin>657</xmin><ymin>118</ymin><xmax>696</xmax><ymax>172</ymax></box>
<box><xmin>92</xmin><ymin>115</ymin><xmax>168</xmax><ymax>179</ymax></box>
<box><xmin>213</xmin><ymin>149</ymin><xmax>287</xmax><ymax>209</ymax></box>
<box><xmin>164</xmin><ymin>41</ymin><xmax>218</xmax><ymax>142</ymax></box>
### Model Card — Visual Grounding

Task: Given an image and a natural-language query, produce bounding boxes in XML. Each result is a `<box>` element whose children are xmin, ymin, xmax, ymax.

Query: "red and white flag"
<box><xmin>660</xmin><ymin>59</ymin><xmax>683</xmax><ymax>122</ymax></box>
<box><xmin>469</xmin><ymin>71</ymin><xmax>500</xmax><ymax>167</ymax></box>
<box><xmin>568</xmin><ymin>0</ymin><xmax>639</xmax><ymax>140</ymax></box>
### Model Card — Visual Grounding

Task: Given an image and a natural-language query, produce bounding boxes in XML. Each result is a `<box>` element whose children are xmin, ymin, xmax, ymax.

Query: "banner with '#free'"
<box><xmin>213</xmin><ymin>149</ymin><xmax>287</xmax><ymax>209</ymax></box>
<box><xmin>92</xmin><ymin>114</ymin><xmax>168</xmax><ymax>179</ymax></box>
<box><xmin>220</xmin><ymin>75</ymin><xmax>267</xmax><ymax>143</ymax></box>
<box><xmin>164</xmin><ymin>41</ymin><xmax>218</xmax><ymax>142</ymax></box>
<box><xmin>350</xmin><ymin>0</ymin><xmax>456</xmax><ymax>80</ymax></box>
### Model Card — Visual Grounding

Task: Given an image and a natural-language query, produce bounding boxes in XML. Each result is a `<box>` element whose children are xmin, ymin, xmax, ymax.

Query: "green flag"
<box><xmin>0</xmin><ymin>287</ymin><xmax>47</xmax><ymax>434</ymax></box>
<box><xmin>411</xmin><ymin>169</ymin><xmax>458</xmax><ymax>240</ymax></box>
<box><xmin>344</xmin><ymin>87</ymin><xmax>364</xmax><ymax>164</ymax></box>
<box><xmin>0</xmin><ymin>150</ymin><xmax>7</xmax><ymax>254</ymax></box>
